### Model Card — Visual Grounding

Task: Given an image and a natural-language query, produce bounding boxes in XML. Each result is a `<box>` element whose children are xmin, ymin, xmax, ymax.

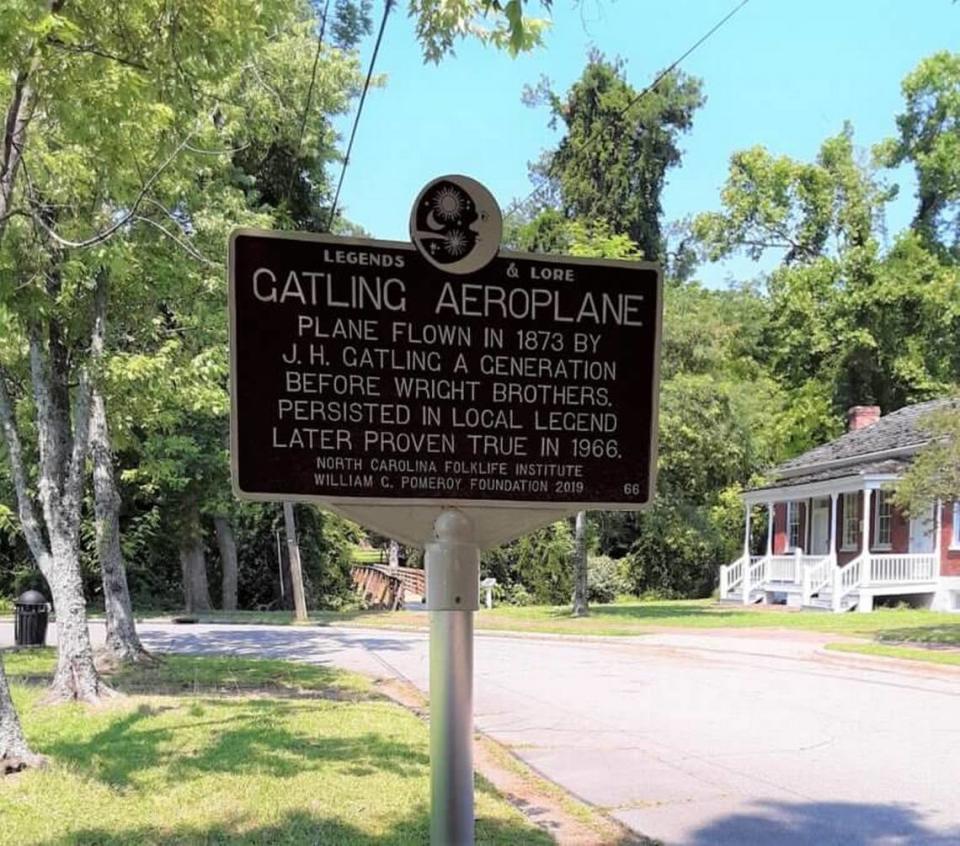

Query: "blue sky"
<box><xmin>335</xmin><ymin>0</ymin><xmax>958</xmax><ymax>286</ymax></box>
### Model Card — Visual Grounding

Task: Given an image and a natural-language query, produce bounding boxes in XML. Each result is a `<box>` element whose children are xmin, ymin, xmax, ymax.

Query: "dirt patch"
<box><xmin>374</xmin><ymin>678</ymin><xmax>652</xmax><ymax>846</ymax></box>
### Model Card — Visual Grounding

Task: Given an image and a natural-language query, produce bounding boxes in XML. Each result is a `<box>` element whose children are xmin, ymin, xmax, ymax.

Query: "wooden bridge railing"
<box><xmin>349</xmin><ymin>564</ymin><xmax>426</xmax><ymax>609</ymax></box>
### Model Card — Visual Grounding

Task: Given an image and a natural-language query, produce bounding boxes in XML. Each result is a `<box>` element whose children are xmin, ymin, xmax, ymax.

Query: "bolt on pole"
<box><xmin>425</xmin><ymin>509</ymin><xmax>480</xmax><ymax>846</ymax></box>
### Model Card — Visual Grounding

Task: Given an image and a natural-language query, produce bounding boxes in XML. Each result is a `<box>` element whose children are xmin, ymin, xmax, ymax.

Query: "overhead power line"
<box><xmin>327</xmin><ymin>0</ymin><xmax>393</xmax><ymax>231</ymax></box>
<box><xmin>288</xmin><ymin>0</ymin><xmax>332</xmax><ymax>199</ymax></box>
<box><xmin>613</xmin><ymin>0</ymin><xmax>751</xmax><ymax>125</ymax></box>
<box><xmin>521</xmin><ymin>0</ymin><xmax>752</xmax><ymax>210</ymax></box>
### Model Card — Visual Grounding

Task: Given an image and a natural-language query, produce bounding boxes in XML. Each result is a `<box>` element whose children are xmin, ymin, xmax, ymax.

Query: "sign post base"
<box><xmin>426</xmin><ymin>509</ymin><xmax>480</xmax><ymax>846</ymax></box>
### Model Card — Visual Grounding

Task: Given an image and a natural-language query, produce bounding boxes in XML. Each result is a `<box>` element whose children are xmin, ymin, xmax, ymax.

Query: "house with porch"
<box><xmin>720</xmin><ymin>399</ymin><xmax>960</xmax><ymax>612</ymax></box>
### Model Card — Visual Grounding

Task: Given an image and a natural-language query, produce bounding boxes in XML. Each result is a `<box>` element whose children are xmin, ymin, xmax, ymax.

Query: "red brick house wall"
<box><xmin>941</xmin><ymin>501</ymin><xmax>960</xmax><ymax>577</ymax></box>
<box><xmin>774</xmin><ymin>503</ymin><xmax>786</xmax><ymax>554</ymax></box>
<box><xmin>773</xmin><ymin>500</ymin><xmax>809</xmax><ymax>554</ymax></box>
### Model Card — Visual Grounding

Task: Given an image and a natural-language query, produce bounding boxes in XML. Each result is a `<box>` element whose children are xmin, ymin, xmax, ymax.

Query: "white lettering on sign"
<box><xmin>434</xmin><ymin>282</ymin><xmax>643</xmax><ymax>326</ymax></box>
<box><xmin>230</xmin><ymin>232</ymin><xmax>660</xmax><ymax>507</ymax></box>
<box><xmin>253</xmin><ymin>268</ymin><xmax>406</xmax><ymax>311</ymax></box>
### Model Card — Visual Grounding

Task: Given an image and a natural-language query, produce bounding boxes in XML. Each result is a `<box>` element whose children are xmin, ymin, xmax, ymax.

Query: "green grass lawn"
<box><xmin>825</xmin><ymin>642</ymin><xmax>960</xmax><ymax>667</ymax></box>
<box><xmin>1</xmin><ymin>651</ymin><xmax>552</xmax><ymax>845</ymax></box>
<box><xmin>325</xmin><ymin>598</ymin><xmax>960</xmax><ymax>640</ymax></box>
<box><xmin>132</xmin><ymin>599</ymin><xmax>960</xmax><ymax>644</ymax></box>
<box><xmin>350</xmin><ymin>547</ymin><xmax>385</xmax><ymax>565</ymax></box>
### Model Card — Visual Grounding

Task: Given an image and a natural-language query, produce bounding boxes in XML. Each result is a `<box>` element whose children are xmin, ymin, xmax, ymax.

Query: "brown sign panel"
<box><xmin>229</xmin><ymin>230</ymin><xmax>661</xmax><ymax>509</ymax></box>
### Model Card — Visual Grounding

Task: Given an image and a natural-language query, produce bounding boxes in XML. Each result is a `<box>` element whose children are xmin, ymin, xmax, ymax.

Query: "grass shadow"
<box><xmin>876</xmin><ymin>624</ymin><xmax>960</xmax><ymax>646</ymax></box>
<box><xmin>37</xmin><ymin>806</ymin><xmax>557</xmax><ymax>845</ymax></box>
<box><xmin>44</xmin><ymin>696</ymin><xmax>428</xmax><ymax>789</ymax></box>
<box><xmin>536</xmin><ymin>600</ymin><xmax>736</xmax><ymax>622</ymax></box>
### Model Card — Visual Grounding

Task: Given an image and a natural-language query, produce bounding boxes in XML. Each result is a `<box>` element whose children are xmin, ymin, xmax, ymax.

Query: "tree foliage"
<box><xmin>895</xmin><ymin>401</ymin><xmax>960</xmax><ymax>515</ymax></box>
<box><xmin>526</xmin><ymin>54</ymin><xmax>703</xmax><ymax>261</ymax></box>
<box><xmin>409</xmin><ymin>0</ymin><xmax>552</xmax><ymax>62</ymax></box>
<box><xmin>876</xmin><ymin>51</ymin><xmax>960</xmax><ymax>258</ymax></box>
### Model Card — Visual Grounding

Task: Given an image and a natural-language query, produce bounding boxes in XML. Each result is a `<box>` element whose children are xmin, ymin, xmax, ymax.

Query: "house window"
<box><xmin>952</xmin><ymin>502</ymin><xmax>960</xmax><ymax>551</ymax></box>
<box><xmin>874</xmin><ymin>490</ymin><xmax>892</xmax><ymax>549</ymax></box>
<box><xmin>842</xmin><ymin>493</ymin><xmax>859</xmax><ymax>550</ymax></box>
<box><xmin>787</xmin><ymin>501</ymin><xmax>801</xmax><ymax>551</ymax></box>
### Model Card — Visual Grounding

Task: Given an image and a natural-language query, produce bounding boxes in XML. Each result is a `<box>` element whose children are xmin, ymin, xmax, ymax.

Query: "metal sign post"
<box><xmin>426</xmin><ymin>509</ymin><xmax>479</xmax><ymax>845</ymax></box>
<box><xmin>227</xmin><ymin>175</ymin><xmax>662</xmax><ymax>846</ymax></box>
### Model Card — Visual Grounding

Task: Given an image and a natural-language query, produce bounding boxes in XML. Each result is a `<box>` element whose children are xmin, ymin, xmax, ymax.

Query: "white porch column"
<box><xmin>766</xmin><ymin>504</ymin><xmax>774</xmax><ymax>557</ymax></box>
<box><xmin>829</xmin><ymin>492</ymin><xmax>839</xmax><ymax>564</ymax></box>
<box><xmin>862</xmin><ymin>489</ymin><xmax>873</xmax><ymax>584</ymax></box>
<box><xmin>743</xmin><ymin>503</ymin><xmax>751</xmax><ymax>560</ymax></box>
<box><xmin>934</xmin><ymin>499</ymin><xmax>942</xmax><ymax>579</ymax></box>
<box><xmin>742</xmin><ymin>503</ymin><xmax>752</xmax><ymax>605</ymax></box>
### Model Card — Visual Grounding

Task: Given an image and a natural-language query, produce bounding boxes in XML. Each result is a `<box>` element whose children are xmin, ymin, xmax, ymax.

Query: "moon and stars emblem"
<box><xmin>410</xmin><ymin>175</ymin><xmax>502</xmax><ymax>274</ymax></box>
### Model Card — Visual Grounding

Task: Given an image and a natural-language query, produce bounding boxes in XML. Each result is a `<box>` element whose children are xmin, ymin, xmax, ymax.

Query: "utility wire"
<box><xmin>521</xmin><ymin>0</ymin><xmax>751</xmax><ymax>210</ymax></box>
<box><xmin>612</xmin><ymin>0</ymin><xmax>750</xmax><ymax>126</ymax></box>
<box><xmin>327</xmin><ymin>0</ymin><xmax>393</xmax><ymax>231</ymax></box>
<box><xmin>287</xmin><ymin>0</ymin><xmax>332</xmax><ymax>199</ymax></box>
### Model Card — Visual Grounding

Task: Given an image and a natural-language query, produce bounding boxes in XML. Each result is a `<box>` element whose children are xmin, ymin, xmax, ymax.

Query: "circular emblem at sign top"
<box><xmin>410</xmin><ymin>175</ymin><xmax>502</xmax><ymax>274</ymax></box>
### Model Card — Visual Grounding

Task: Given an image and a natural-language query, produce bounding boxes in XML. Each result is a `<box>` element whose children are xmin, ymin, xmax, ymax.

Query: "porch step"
<box><xmin>718</xmin><ymin>590</ymin><xmax>764</xmax><ymax>605</ymax></box>
<box><xmin>803</xmin><ymin>591</ymin><xmax>859</xmax><ymax>612</ymax></box>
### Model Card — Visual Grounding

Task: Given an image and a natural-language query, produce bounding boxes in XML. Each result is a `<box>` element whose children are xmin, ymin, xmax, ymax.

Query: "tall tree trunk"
<box><xmin>0</xmin><ymin>0</ymin><xmax>100</xmax><ymax>707</ymax></box>
<box><xmin>179</xmin><ymin>504</ymin><xmax>212</xmax><ymax>613</ymax></box>
<box><xmin>10</xmin><ymin>306</ymin><xmax>109</xmax><ymax>703</ymax></box>
<box><xmin>44</xmin><ymin>530</ymin><xmax>110</xmax><ymax>702</ymax></box>
<box><xmin>89</xmin><ymin>274</ymin><xmax>148</xmax><ymax>662</ymax></box>
<box><xmin>1</xmin><ymin>336</ymin><xmax>106</xmax><ymax>703</ymax></box>
<box><xmin>282</xmin><ymin>502</ymin><xmax>308</xmax><ymax>622</ymax></box>
<box><xmin>0</xmin><ymin>656</ymin><xmax>44</xmax><ymax>772</ymax></box>
<box><xmin>91</xmin><ymin>387</ymin><xmax>148</xmax><ymax>662</ymax></box>
<box><xmin>572</xmin><ymin>511</ymin><xmax>589</xmax><ymax>617</ymax></box>
<box><xmin>214</xmin><ymin>515</ymin><xmax>238</xmax><ymax>611</ymax></box>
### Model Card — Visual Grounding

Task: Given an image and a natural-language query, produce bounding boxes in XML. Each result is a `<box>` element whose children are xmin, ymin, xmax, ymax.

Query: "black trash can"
<box><xmin>14</xmin><ymin>590</ymin><xmax>49</xmax><ymax>647</ymax></box>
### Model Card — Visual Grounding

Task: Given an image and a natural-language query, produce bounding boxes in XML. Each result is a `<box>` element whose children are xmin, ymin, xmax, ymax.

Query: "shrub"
<box><xmin>587</xmin><ymin>555</ymin><xmax>630</xmax><ymax>604</ymax></box>
<box><xmin>491</xmin><ymin>582</ymin><xmax>533</xmax><ymax>607</ymax></box>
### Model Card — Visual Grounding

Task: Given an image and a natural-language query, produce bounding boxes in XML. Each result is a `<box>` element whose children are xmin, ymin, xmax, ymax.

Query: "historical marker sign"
<box><xmin>229</xmin><ymin>229</ymin><xmax>661</xmax><ymax>511</ymax></box>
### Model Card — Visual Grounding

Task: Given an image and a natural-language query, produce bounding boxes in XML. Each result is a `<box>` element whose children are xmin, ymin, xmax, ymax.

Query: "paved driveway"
<box><xmin>6</xmin><ymin>620</ymin><xmax>960</xmax><ymax>845</ymax></box>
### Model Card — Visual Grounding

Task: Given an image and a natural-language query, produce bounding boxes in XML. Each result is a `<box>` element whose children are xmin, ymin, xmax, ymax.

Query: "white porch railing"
<box><xmin>741</xmin><ymin>556</ymin><xmax>767</xmax><ymax>605</ymax></box>
<box><xmin>719</xmin><ymin>555</ymin><xmax>765</xmax><ymax>600</ymax></box>
<box><xmin>721</xmin><ymin>550</ymin><xmax>939</xmax><ymax>609</ymax></box>
<box><xmin>768</xmin><ymin>554</ymin><xmax>830</xmax><ymax>584</ymax></box>
<box><xmin>833</xmin><ymin>555</ymin><xmax>862</xmax><ymax>612</ymax></box>
<box><xmin>802</xmin><ymin>555</ymin><xmax>833</xmax><ymax>604</ymax></box>
<box><xmin>865</xmin><ymin>553</ymin><xmax>937</xmax><ymax>585</ymax></box>
<box><xmin>719</xmin><ymin>556</ymin><xmax>743</xmax><ymax>599</ymax></box>
<box><xmin>767</xmin><ymin>555</ymin><xmax>799</xmax><ymax>582</ymax></box>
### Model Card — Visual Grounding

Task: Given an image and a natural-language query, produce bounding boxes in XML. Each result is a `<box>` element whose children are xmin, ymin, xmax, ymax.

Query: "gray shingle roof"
<box><xmin>750</xmin><ymin>458</ymin><xmax>911</xmax><ymax>492</ymax></box>
<box><xmin>777</xmin><ymin>398</ymin><xmax>958</xmax><ymax>475</ymax></box>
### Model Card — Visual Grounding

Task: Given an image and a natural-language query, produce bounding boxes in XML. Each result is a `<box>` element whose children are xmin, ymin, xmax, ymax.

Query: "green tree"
<box><xmin>526</xmin><ymin>54</ymin><xmax>704</xmax><ymax>260</ymax></box>
<box><xmin>876</xmin><ymin>51</ymin><xmax>960</xmax><ymax>258</ymax></box>
<box><xmin>0</xmin><ymin>0</ymin><xmax>342</xmax><ymax>703</ymax></box>
<box><xmin>694</xmin><ymin>124</ymin><xmax>960</xmax><ymax>416</ymax></box>
<box><xmin>505</xmin><ymin>213</ymin><xmax>639</xmax><ymax>614</ymax></box>
<box><xmin>894</xmin><ymin>401</ymin><xmax>960</xmax><ymax>515</ymax></box>
<box><xmin>409</xmin><ymin>0</ymin><xmax>552</xmax><ymax>62</ymax></box>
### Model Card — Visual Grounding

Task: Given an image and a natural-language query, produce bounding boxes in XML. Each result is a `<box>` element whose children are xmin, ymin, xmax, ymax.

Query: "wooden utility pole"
<box><xmin>282</xmin><ymin>502</ymin><xmax>308</xmax><ymax>622</ymax></box>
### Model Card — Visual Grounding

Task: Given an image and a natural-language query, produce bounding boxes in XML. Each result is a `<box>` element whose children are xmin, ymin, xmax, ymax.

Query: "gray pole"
<box><xmin>426</xmin><ymin>509</ymin><xmax>479</xmax><ymax>846</ymax></box>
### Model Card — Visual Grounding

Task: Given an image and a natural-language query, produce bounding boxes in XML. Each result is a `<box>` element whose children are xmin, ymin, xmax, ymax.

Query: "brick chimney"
<box><xmin>847</xmin><ymin>405</ymin><xmax>881</xmax><ymax>432</ymax></box>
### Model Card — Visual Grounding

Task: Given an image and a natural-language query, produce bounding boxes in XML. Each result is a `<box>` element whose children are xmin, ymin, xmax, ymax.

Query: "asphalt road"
<box><xmin>6</xmin><ymin>620</ymin><xmax>960</xmax><ymax>845</ymax></box>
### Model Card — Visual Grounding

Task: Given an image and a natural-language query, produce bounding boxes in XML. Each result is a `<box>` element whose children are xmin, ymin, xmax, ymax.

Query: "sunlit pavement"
<box><xmin>4</xmin><ymin>619</ymin><xmax>960</xmax><ymax>845</ymax></box>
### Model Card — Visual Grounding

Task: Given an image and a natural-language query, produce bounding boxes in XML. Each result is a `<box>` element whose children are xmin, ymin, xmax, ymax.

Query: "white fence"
<box><xmin>722</xmin><ymin>550</ymin><xmax>939</xmax><ymax>608</ymax></box>
<box><xmin>866</xmin><ymin>553</ymin><xmax>937</xmax><ymax>585</ymax></box>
